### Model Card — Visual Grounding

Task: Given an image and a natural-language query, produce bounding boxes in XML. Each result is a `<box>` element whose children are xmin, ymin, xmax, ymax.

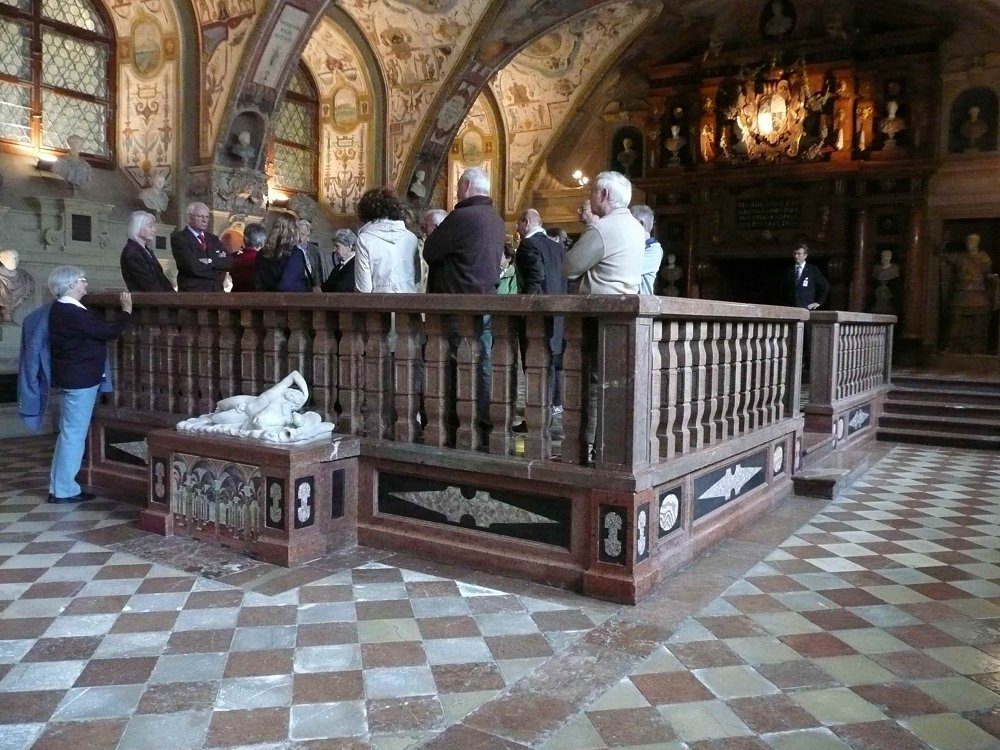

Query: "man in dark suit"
<box><xmin>790</xmin><ymin>242</ymin><xmax>829</xmax><ymax>310</ymax></box>
<box><xmin>171</xmin><ymin>202</ymin><xmax>232</xmax><ymax>291</ymax></box>
<box><xmin>514</xmin><ymin>208</ymin><xmax>567</xmax><ymax>422</ymax></box>
<box><xmin>121</xmin><ymin>211</ymin><xmax>174</xmax><ymax>292</ymax></box>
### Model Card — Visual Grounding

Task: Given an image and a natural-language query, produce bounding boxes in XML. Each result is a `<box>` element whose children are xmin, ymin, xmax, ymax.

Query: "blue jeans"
<box><xmin>50</xmin><ymin>385</ymin><xmax>99</xmax><ymax>497</ymax></box>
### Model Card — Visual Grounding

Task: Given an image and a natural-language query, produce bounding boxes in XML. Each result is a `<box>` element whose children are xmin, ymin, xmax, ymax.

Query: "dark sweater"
<box><xmin>423</xmin><ymin>195</ymin><xmax>505</xmax><ymax>294</ymax></box>
<box><xmin>49</xmin><ymin>300</ymin><xmax>130</xmax><ymax>389</ymax></box>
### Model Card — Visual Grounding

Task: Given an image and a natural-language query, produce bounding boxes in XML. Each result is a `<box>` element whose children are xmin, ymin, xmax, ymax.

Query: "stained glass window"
<box><xmin>0</xmin><ymin>0</ymin><xmax>113</xmax><ymax>159</ymax></box>
<box><xmin>272</xmin><ymin>63</ymin><xmax>318</xmax><ymax>196</ymax></box>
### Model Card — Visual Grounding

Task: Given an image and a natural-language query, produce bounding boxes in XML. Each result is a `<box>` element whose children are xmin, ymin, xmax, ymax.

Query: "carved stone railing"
<box><xmin>88</xmin><ymin>293</ymin><xmax>809</xmax><ymax>473</ymax></box>
<box><xmin>804</xmin><ymin>311</ymin><xmax>896</xmax><ymax>446</ymax></box>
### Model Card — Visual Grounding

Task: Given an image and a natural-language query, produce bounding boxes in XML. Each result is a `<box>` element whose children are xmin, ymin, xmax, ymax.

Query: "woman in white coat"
<box><xmin>354</xmin><ymin>187</ymin><xmax>418</xmax><ymax>293</ymax></box>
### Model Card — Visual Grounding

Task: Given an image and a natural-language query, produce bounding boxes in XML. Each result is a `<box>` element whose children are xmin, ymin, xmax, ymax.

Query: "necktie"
<box><xmin>795</xmin><ymin>264</ymin><xmax>803</xmax><ymax>281</ymax></box>
<box><xmin>197</xmin><ymin>233</ymin><xmax>207</xmax><ymax>252</ymax></box>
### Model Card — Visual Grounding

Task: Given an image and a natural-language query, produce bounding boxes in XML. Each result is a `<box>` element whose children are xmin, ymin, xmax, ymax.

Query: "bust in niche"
<box><xmin>0</xmin><ymin>249</ymin><xmax>34</xmax><ymax>324</ymax></box>
<box><xmin>54</xmin><ymin>134</ymin><xmax>92</xmax><ymax>192</ymax></box>
<box><xmin>231</xmin><ymin>130</ymin><xmax>256</xmax><ymax>168</ymax></box>
<box><xmin>879</xmin><ymin>100</ymin><xmax>906</xmax><ymax>149</ymax></box>
<box><xmin>960</xmin><ymin>106</ymin><xmax>989</xmax><ymax>152</ymax></box>
<box><xmin>615</xmin><ymin>137</ymin><xmax>639</xmax><ymax>177</ymax></box>
<box><xmin>871</xmin><ymin>249</ymin><xmax>900</xmax><ymax>314</ymax></box>
<box><xmin>659</xmin><ymin>253</ymin><xmax>684</xmax><ymax>296</ymax></box>
<box><xmin>761</xmin><ymin>0</ymin><xmax>795</xmax><ymax>39</ymax></box>
<box><xmin>408</xmin><ymin>169</ymin><xmax>427</xmax><ymax>199</ymax></box>
<box><xmin>664</xmin><ymin>125</ymin><xmax>686</xmax><ymax>165</ymax></box>
<box><xmin>139</xmin><ymin>173</ymin><xmax>169</xmax><ymax>216</ymax></box>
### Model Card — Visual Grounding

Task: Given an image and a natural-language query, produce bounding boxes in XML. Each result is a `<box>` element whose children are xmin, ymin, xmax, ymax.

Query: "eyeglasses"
<box><xmin>76</xmin><ymin>277</ymin><xmax>87</xmax><ymax>284</ymax></box>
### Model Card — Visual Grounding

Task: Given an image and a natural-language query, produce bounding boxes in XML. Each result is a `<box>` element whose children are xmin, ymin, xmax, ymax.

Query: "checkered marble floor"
<box><xmin>1</xmin><ymin>437</ymin><xmax>999</xmax><ymax>750</ymax></box>
<box><xmin>537</xmin><ymin>446</ymin><xmax>1000</xmax><ymax>750</ymax></box>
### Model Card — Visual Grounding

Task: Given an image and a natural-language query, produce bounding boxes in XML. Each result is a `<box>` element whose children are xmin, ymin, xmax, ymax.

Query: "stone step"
<box><xmin>883</xmin><ymin>399</ymin><xmax>1000</xmax><ymax>421</ymax></box>
<box><xmin>792</xmin><ymin>442</ymin><xmax>874</xmax><ymax>500</ymax></box>
<box><xmin>800</xmin><ymin>430</ymin><xmax>834</xmax><ymax>468</ymax></box>
<box><xmin>887</xmin><ymin>388</ymin><xmax>1000</xmax><ymax>408</ymax></box>
<box><xmin>878</xmin><ymin>413</ymin><xmax>1000</xmax><ymax>437</ymax></box>
<box><xmin>876</xmin><ymin>426</ymin><xmax>1000</xmax><ymax>450</ymax></box>
<box><xmin>890</xmin><ymin>376</ymin><xmax>1000</xmax><ymax>401</ymax></box>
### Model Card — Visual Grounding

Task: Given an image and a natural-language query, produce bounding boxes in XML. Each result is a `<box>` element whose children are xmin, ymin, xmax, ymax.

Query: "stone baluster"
<box><xmin>262</xmin><ymin>310</ymin><xmax>288</xmax><ymax>385</ymax></box>
<box><xmin>659</xmin><ymin>321</ymin><xmax>679</xmax><ymax>458</ymax></box>
<box><xmin>337</xmin><ymin>311</ymin><xmax>364</xmax><ymax>436</ymax></box>
<box><xmin>135</xmin><ymin>308</ymin><xmax>155</xmax><ymax>411</ymax></box>
<box><xmin>311</xmin><ymin>310</ymin><xmax>337</xmax><ymax>420</ymax></box>
<box><xmin>488</xmin><ymin>314</ymin><xmax>518</xmax><ymax>456</ymax></box>
<box><xmin>239</xmin><ymin>309</ymin><xmax>262</xmax><ymax>398</ymax></box>
<box><xmin>453</xmin><ymin>314</ymin><xmax>480</xmax><ymax>452</ymax></box>
<box><xmin>393</xmin><ymin>312</ymin><xmax>423</xmax><ymax>444</ymax></box>
<box><xmin>175</xmin><ymin>309</ymin><xmax>197</xmax><ymax>415</ymax></box>
<box><xmin>217</xmin><ymin>308</ymin><xmax>240</xmax><ymax>400</ymax></box>
<box><xmin>716</xmin><ymin>321</ymin><xmax>734</xmax><ymax>441</ymax></box>
<box><xmin>519</xmin><ymin>314</ymin><xmax>550</xmax><ymax>459</ymax></box>
<box><xmin>690</xmin><ymin>320</ymin><xmax>708</xmax><ymax>450</ymax></box>
<box><xmin>118</xmin><ymin>315</ymin><xmax>139</xmax><ymax>409</ymax></box>
<box><xmin>286</xmin><ymin>309</ymin><xmax>311</xmax><ymax>383</ymax></box>
<box><xmin>421</xmin><ymin>314</ymin><xmax>450</xmax><ymax>448</ymax></box>
<box><xmin>560</xmin><ymin>316</ymin><xmax>585</xmax><ymax>464</ymax></box>
<box><xmin>363</xmin><ymin>311</ymin><xmax>391</xmax><ymax>439</ymax></box>
<box><xmin>731</xmin><ymin>322</ymin><xmax>749</xmax><ymax>436</ymax></box>
<box><xmin>195</xmin><ymin>308</ymin><xmax>219</xmax><ymax>414</ymax></box>
<box><xmin>674</xmin><ymin>321</ymin><xmax>694</xmax><ymax>453</ymax></box>
<box><xmin>154</xmin><ymin>308</ymin><xmax>177</xmax><ymax>413</ymax></box>
<box><xmin>648</xmin><ymin>318</ymin><xmax>662</xmax><ymax>461</ymax></box>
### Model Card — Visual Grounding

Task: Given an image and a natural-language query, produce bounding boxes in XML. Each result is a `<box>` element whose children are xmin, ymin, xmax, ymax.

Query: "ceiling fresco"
<box><xmin>490</xmin><ymin>0</ymin><xmax>659</xmax><ymax>215</ymax></box>
<box><xmin>339</xmin><ymin>0</ymin><xmax>492</xmax><ymax>185</ymax></box>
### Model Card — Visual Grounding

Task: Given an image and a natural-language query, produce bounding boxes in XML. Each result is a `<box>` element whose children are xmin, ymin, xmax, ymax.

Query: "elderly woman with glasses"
<box><xmin>321</xmin><ymin>228</ymin><xmax>359</xmax><ymax>293</ymax></box>
<box><xmin>47</xmin><ymin>266</ymin><xmax>132</xmax><ymax>503</ymax></box>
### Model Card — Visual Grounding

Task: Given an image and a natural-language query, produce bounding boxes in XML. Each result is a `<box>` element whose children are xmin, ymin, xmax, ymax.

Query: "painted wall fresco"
<box><xmin>339</xmin><ymin>0</ymin><xmax>491</xmax><ymax>187</ymax></box>
<box><xmin>490</xmin><ymin>0</ymin><xmax>656</xmax><ymax>215</ymax></box>
<box><xmin>195</xmin><ymin>0</ymin><xmax>264</xmax><ymax>160</ymax></box>
<box><xmin>448</xmin><ymin>93</ymin><xmax>500</xmax><ymax>209</ymax></box>
<box><xmin>105</xmin><ymin>0</ymin><xmax>181</xmax><ymax>190</ymax></box>
<box><xmin>301</xmin><ymin>18</ymin><xmax>376</xmax><ymax>216</ymax></box>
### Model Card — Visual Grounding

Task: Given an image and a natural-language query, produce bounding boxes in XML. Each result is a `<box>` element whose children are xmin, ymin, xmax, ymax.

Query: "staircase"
<box><xmin>878</xmin><ymin>374</ymin><xmax>1000</xmax><ymax>449</ymax></box>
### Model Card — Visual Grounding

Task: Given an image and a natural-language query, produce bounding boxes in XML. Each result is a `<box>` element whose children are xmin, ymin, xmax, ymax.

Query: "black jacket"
<box><xmin>424</xmin><ymin>195</ymin><xmax>504</xmax><ymax>294</ymax></box>
<box><xmin>49</xmin><ymin>301</ymin><xmax>130</xmax><ymax>389</ymax></box>
<box><xmin>120</xmin><ymin>239</ymin><xmax>174</xmax><ymax>292</ymax></box>
<box><xmin>515</xmin><ymin>232</ymin><xmax>567</xmax><ymax>353</ymax></box>
<box><xmin>322</xmin><ymin>257</ymin><xmax>356</xmax><ymax>293</ymax></box>
<box><xmin>171</xmin><ymin>227</ymin><xmax>232</xmax><ymax>292</ymax></box>
<box><xmin>791</xmin><ymin>262</ymin><xmax>829</xmax><ymax>309</ymax></box>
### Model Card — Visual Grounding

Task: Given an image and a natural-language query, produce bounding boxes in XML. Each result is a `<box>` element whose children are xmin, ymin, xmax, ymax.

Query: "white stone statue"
<box><xmin>408</xmin><ymin>169</ymin><xmax>427</xmax><ymax>199</ymax></box>
<box><xmin>54</xmin><ymin>134</ymin><xmax>92</xmax><ymax>192</ymax></box>
<box><xmin>177</xmin><ymin>371</ymin><xmax>335</xmax><ymax>443</ymax></box>
<box><xmin>139</xmin><ymin>173</ymin><xmax>169</xmax><ymax>216</ymax></box>
<box><xmin>0</xmin><ymin>249</ymin><xmax>34</xmax><ymax>323</ymax></box>
<box><xmin>231</xmin><ymin>130</ymin><xmax>256</xmax><ymax>168</ymax></box>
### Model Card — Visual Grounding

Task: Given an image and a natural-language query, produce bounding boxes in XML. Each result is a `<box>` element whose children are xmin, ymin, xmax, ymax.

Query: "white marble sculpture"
<box><xmin>177</xmin><ymin>371</ymin><xmax>335</xmax><ymax>444</ymax></box>
<box><xmin>54</xmin><ymin>134</ymin><xmax>92</xmax><ymax>192</ymax></box>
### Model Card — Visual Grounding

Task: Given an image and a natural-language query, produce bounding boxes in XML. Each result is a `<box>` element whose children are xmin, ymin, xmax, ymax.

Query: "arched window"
<box><xmin>0</xmin><ymin>0</ymin><xmax>114</xmax><ymax>160</ymax></box>
<box><xmin>271</xmin><ymin>63</ymin><xmax>318</xmax><ymax>196</ymax></box>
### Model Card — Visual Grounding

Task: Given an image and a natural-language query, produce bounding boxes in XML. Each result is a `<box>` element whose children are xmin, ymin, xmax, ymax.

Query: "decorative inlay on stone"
<box><xmin>152</xmin><ymin>458</ymin><xmax>167</xmax><ymax>504</ymax></box>
<box><xmin>599</xmin><ymin>505</ymin><xmax>626</xmax><ymax>565</ymax></box>
<box><xmin>266</xmin><ymin>478</ymin><xmax>285</xmax><ymax>531</ymax></box>
<box><xmin>378</xmin><ymin>473</ymin><xmax>571</xmax><ymax>548</ymax></box>
<box><xmin>171</xmin><ymin>453</ymin><xmax>263</xmax><ymax>541</ymax></box>
<box><xmin>294</xmin><ymin>477</ymin><xmax>315</xmax><ymax>529</ymax></box>
<box><xmin>848</xmin><ymin>405</ymin><xmax>871</xmax><ymax>435</ymax></box>
<box><xmin>658</xmin><ymin>488</ymin><xmax>681</xmax><ymax>538</ymax></box>
<box><xmin>636</xmin><ymin>502</ymin><xmax>650</xmax><ymax>563</ymax></box>
<box><xmin>104</xmin><ymin>428</ymin><xmax>149</xmax><ymax>466</ymax></box>
<box><xmin>694</xmin><ymin>451</ymin><xmax>766</xmax><ymax>519</ymax></box>
<box><xmin>773</xmin><ymin>442</ymin><xmax>785</xmax><ymax>475</ymax></box>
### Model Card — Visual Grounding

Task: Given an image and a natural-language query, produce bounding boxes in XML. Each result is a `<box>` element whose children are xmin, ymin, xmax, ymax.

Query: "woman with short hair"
<box><xmin>47</xmin><ymin>266</ymin><xmax>132</xmax><ymax>502</ymax></box>
<box><xmin>120</xmin><ymin>211</ymin><xmax>173</xmax><ymax>292</ymax></box>
<box><xmin>322</xmin><ymin>229</ymin><xmax>360</xmax><ymax>293</ymax></box>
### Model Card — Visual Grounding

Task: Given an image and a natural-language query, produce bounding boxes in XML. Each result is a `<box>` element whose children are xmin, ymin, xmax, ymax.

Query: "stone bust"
<box><xmin>54</xmin><ymin>134</ymin><xmax>92</xmax><ymax>192</ymax></box>
<box><xmin>139</xmin><ymin>173</ymin><xmax>169</xmax><ymax>216</ymax></box>
<box><xmin>231</xmin><ymin>130</ymin><xmax>256</xmax><ymax>169</ymax></box>
<box><xmin>0</xmin><ymin>249</ymin><xmax>34</xmax><ymax>323</ymax></box>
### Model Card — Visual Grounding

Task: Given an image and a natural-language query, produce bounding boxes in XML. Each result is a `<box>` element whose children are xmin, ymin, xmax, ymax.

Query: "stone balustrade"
<box><xmin>83</xmin><ymin>293</ymin><xmax>897</xmax><ymax>603</ymax></box>
<box><xmin>803</xmin><ymin>311</ymin><xmax>896</xmax><ymax>447</ymax></box>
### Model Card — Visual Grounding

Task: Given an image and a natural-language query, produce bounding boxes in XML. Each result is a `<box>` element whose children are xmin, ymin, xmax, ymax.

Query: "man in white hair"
<box><xmin>562</xmin><ymin>170</ymin><xmax>645</xmax><ymax>462</ymax></box>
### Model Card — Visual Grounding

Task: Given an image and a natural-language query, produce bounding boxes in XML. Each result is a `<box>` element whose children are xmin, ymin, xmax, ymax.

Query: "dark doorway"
<box><xmin>708</xmin><ymin>256</ymin><xmax>828</xmax><ymax>307</ymax></box>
